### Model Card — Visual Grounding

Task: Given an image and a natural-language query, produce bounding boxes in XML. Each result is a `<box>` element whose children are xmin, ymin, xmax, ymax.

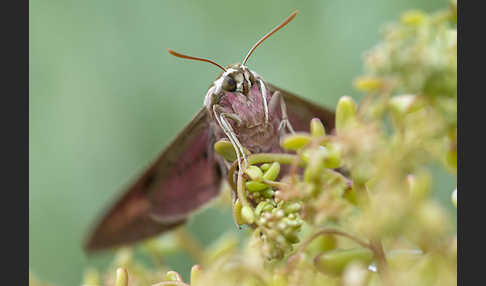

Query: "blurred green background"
<box><xmin>29</xmin><ymin>0</ymin><xmax>455</xmax><ymax>285</ymax></box>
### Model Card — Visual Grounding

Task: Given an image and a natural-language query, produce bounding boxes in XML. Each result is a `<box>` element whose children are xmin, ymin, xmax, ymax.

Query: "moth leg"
<box><xmin>212</xmin><ymin>105</ymin><xmax>248</xmax><ymax>171</ymax></box>
<box><xmin>220</xmin><ymin>113</ymin><xmax>248</xmax><ymax>170</ymax></box>
<box><xmin>270</xmin><ymin>91</ymin><xmax>295</xmax><ymax>134</ymax></box>
<box><xmin>258</xmin><ymin>79</ymin><xmax>269</xmax><ymax>124</ymax></box>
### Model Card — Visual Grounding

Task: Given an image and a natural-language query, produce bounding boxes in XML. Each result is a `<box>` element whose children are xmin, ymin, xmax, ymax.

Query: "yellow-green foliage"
<box><xmin>31</xmin><ymin>3</ymin><xmax>457</xmax><ymax>286</ymax></box>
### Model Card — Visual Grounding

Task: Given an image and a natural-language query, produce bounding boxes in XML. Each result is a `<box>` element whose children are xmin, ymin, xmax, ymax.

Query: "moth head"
<box><xmin>168</xmin><ymin>10</ymin><xmax>298</xmax><ymax>109</ymax></box>
<box><xmin>206</xmin><ymin>64</ymin><xmax>256</xmax><ymax>102</ymax></box>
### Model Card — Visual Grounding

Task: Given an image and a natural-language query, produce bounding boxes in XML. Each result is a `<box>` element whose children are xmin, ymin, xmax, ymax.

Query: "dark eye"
<box><xmin>222</xmin><ymin>76</ymin><xmax>236</xmax><ymax>91</ymax></box>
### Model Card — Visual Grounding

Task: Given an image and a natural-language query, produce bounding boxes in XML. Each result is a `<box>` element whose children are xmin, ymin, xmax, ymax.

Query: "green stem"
<box><xmin>237</xmin><ymin>170</ymin><xmax>251</xmax><ymax>208</ymax></box>
<box><xmin>370</xmin><ymin>239</ymin><xmax>392</xmax><ymax>285</ymax></box>
<box><xmin>262</xmin><ymin>179</ymin><xmax>290</xmax><ymax>189</ymax></box>
<box><xmin>284</xmin><ymin>228</ymin><xmax>371</xmax><ymax>274</ymax></box>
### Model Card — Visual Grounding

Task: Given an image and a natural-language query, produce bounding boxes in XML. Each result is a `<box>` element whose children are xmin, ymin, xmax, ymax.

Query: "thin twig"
<box><xmin>285</xmin><ymin>228</ymin><xmax>371</xmax><ymax>274</ymax></box>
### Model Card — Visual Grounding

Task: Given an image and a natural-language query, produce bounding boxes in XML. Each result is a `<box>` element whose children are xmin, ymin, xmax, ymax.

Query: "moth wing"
<box><xmin>269</xmin><ymin>84</ymin><xmax>336</xmax><ymax>132</ymax></box>
<box><xmin>84</xmin><ymin>108</ymin><xmax>222</xmax><ymax>252</ymax></box>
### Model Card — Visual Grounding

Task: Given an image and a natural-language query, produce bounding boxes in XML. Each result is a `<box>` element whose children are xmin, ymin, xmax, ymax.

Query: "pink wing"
<box><xmin>84</xmin><ymin>108</ymin><xmax>222</xmax><ymax>252</ymax></box>
<box><xmin>269</xmin><ymin>84</ymin><xmax>336</xmax><ymax>133</ymax></box>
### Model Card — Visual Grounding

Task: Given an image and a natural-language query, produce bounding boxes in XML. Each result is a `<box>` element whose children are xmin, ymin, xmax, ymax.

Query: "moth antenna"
<box><xmin>168</xmin><ymin>49</ymin><xmax>227</xmax><ymax>72</ymax></box>
<box><xmin>242</xmin><ymin>10</ymin><xmax>298</xmax><ymax>65</ymax></box>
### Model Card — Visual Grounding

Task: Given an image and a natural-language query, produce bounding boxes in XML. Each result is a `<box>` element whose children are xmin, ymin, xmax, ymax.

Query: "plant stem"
<box><xmin>284</xmin><ymin>228</ymin><xmax>371</xmax><ymax>274</ymax></box>
<box><xmin>237</xmin><ymin>169</ymin><xmax>250</xmax><ymax>208</ymax></box>
<box><xmin>370</xmin><ymin>239</ymin><xmax>393</xmax><ymax>285</ymax></box>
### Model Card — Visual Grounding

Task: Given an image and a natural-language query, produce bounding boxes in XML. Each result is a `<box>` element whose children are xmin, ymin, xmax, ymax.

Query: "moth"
<box><xmin>85</xmin><ymin>10</ymin><xmax>335</xmax><ymax>252</ymax></box>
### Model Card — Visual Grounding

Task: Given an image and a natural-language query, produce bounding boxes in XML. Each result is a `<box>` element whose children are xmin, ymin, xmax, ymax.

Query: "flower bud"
<box><xmin>82</xmin><ymin>268</ymin><xmax>100</xmax><ymax>286</ymax></box>
<box><xmin>323</xmin><ymin>144</ymin><xmax>341</xmax><ymax>169</ymax></box>
<box><xmin>281</xmin><ymin>132</ymin><xmax>312</xmax><ymax>150</ymax></box>
<box><xmin>255</xmin><ymin>201</ymin><xmax>273</xmax><ymax>216</ymax></box>
<box><xmin>233</xmin><ymin>199</ymin><xmax>246</xmax><ymax>225</ymax></box>
<box><xmin>314</xmin><ymin>248</ymin><xmax>374</xmax><ymax>276</ymax></box>
<box><xmin>190</xmin><ymin>264</ymin><xmax>203</xmax><ymax>286</ymax></box>
<box><xmin>246</xmin><ymin>181</ymin><xmax>269</xmax><ymax>192</ymax></box>
<box><xmin>115</xmin><ymin>268</ymin><xmax>128</xmax><ymax>286</ymax></box>
<box><xmin>241</xmin><ymin>206</ymin><xmax>255</xmax><ymax>224</ymax></box>
<box><xmin>260</xmin><ymin>163</ymin><xmax>271</xmax><ymax>171</ymax></box>
<box><xmin>262</xmin><ymin>188</ymin><xmax>275</xmax><ymax>198</ymax></box>
<box><xmin>263</xmin><ymin>162</ymin><xmax>281</xmax><ymax>181</ymax></box>
<box><xmin>214</xmin><ymin>139</ymin><xmax>237</xmax><ymax>162</ymax></box>
<box><xmin>165</xmin><ymin>270</ymin><xmax>183</xmax><ymax>281</ymax></box>
<box><xmin>336</xmin><ymin>96</ymin><xmax>358</xmax><ymax>133</ymax></box>
<box><xmin>245</xmin><ymin>165</ymin><xmax>263</xmax><ymax>181</ymax></box>
<box><xmin>389</xmin><ymin>94</ymin><xmax>416</xmax><ymax>115</ymax></box>
<box><xmin>304</xmin><ymin>147</ymin><xmax>327</xmax><ymax>182</ymax></box>
<box><xmin>283</xmin><ymin>202</ymin><xmax>302</xmax><ymax>214</ymax></box>
<box><xmin>354</xmin><ymin>76</ymin><xmax>384</xmax><ymax>93</ymax></box>
<box><xmin>310</xmin><ymin>118</ymin><xmax>326</xmax><ymax>137</ymax></box>
<box><xmin>401</xmin><ymin>10</ymin><xmax>427</xmax><ymax>26</ymax></box>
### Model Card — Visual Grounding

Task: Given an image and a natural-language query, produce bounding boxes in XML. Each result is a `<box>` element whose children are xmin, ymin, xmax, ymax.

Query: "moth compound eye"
<box><xmin>222</xmin><ymin>76</ymin><xmax>236</xmax><ymax>92</ymax></box>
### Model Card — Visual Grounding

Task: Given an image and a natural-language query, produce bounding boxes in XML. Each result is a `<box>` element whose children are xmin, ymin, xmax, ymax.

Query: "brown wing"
<box><xmin>268</xmin><ymin>84</ymin><xmax>336</xmax><ymax>133</ymax></box>
<box><xmin>84</xmin><ymin>108</ymin><xmax>222</xmax><ymax>252</ymax></box>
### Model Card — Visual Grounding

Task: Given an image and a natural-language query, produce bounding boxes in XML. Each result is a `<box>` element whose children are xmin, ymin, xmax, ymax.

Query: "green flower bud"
<box><xmin>166</xmin><ymin>270</ymin><xmax>183</xmax><ymax>281</ymax></box>
<box><xmin>263</xmin><ymin>162</ymin><xmax>281</xmax><ymax>181</ymax></box>
<box><xmin>241</xmin><ymin>206</ymin><xmax>255</xmax><ymax>224</ymax></box>
<box><xmin>401</xmin><ymin>10</ymin><xmax>427</xmax><ymax>26</ymax></box>
<box><xmin>284</xmin><ymin>232</ymin><xmax>299</xmax><ymax>244</ymax></box>
<box><xmin>354</xmin><ymin>76</ymin><xmax>384</xmax><ymax>93</ymax></box>
<box><xmin>246</xmin><ymin>181</ymin><xmax>269</xmax><ymax>192</ymax></box>
<box><xmin>245</xmin><ymin>165</ymin><xmax>263</xmax><ymax>181</ymax></box>
<box><xmin>233</xmin><ymin>199</ymin><xmax>246</xmax><ymax>225</ymax></box>
<box><xmin>115</xmin><ymin>268</ymin><xmax>128</xmax><ymax>286</ymax></box>
<box><xmin>252</xmin><ymin>191</ymin><xmax>261</xmax><ymax>198</ymax></box>
<box><xmin>82</xmin><ymin>268</ymin><xmax>100</xmax><ymax>286</ymax></box>
<box><xmin>283</xmin><ymin>202</ymin><xmax>302</xmax><ymax>214</ymax></box>
<box><xmin>255</xmin><ymin>201</ymin><xmax>271</xmax><ymax>216</ymax></box>
<box><xmin>323</xmin><ymin>144</ymin><xmax>341</xmax><ymax>169</ymax></box>
<box><xmin>336</xmin><ymin>96</ymin><xmax>358</xmax><ymax>133</ymax></box>
<box><xmin>304</xmin><ymin>147</ymin><xmax>327</xmax><ymax>182</ymax></box>
<box><xmin>314</xmin><ymin>248</ymin><xmax>374</xmax><ymax>276</ymax></box>
<box><xmin>214</xmin><ymin>139</ymin><xmax>237</xmax><ymax>162</ymax></box>
<box><xmin>389</xmin><ymin>94</ymin><xmax>416</xmax><ymax>115</ymax></box>
<box><xmin>280</xmin><ymin>132</ymin><xmax>312</xmax><ymax>150</ymax></box>
<box><xmin>310</xmin><ymin>118</ymin><xmax>326</xmax><ymax>137</ymax></box>
<box><xmin>262</xmin><ymin>188</ymin><xmax>275</xmax><ymax>198</ymax></box>
<box><xmin>190</xmin><ymin>264</ymin><xmax>203</xmax><ymax>286</ymax></box>
<box><xmin>260</xmin><ymin>163</ymin><xmax>271</xmax><ymax>171</ymax></box>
